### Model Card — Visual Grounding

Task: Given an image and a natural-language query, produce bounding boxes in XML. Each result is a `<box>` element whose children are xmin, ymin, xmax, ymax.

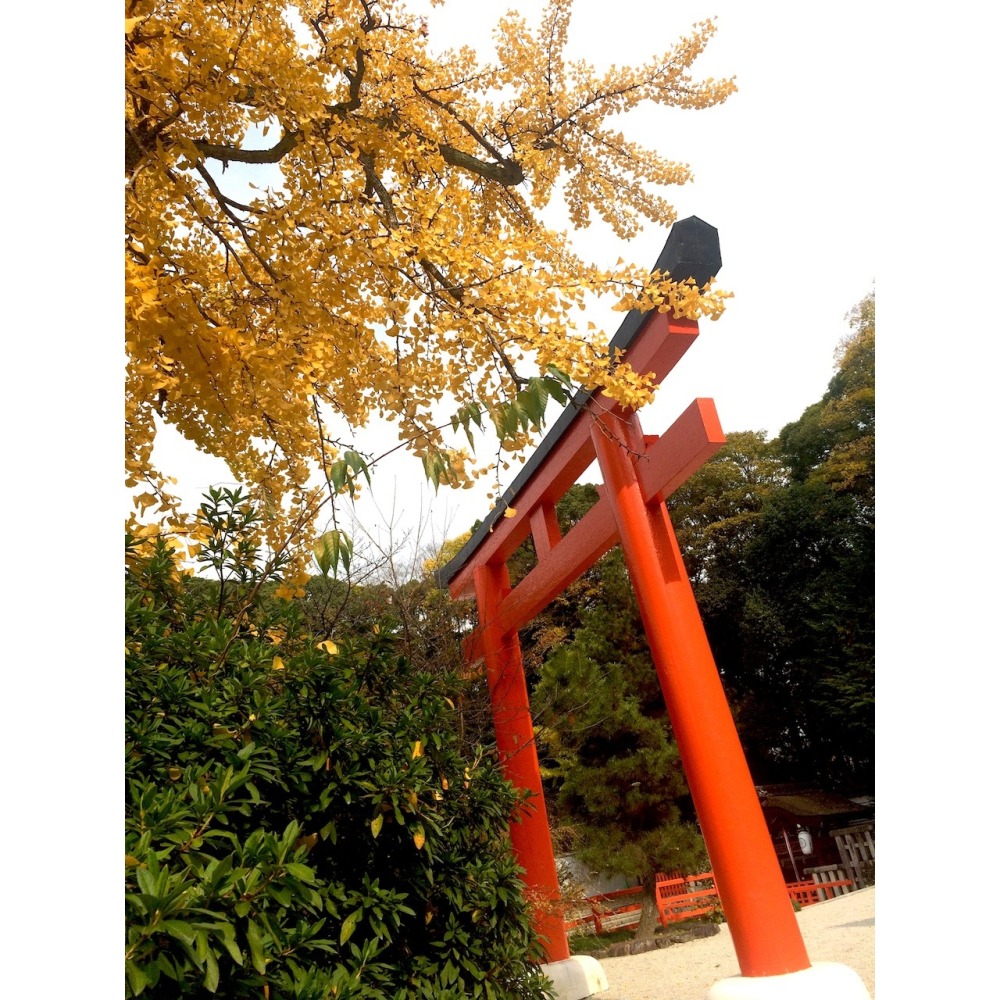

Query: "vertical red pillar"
<box><xmin>473</xmin><ymin>562</ymin><xmax>570</xmax><ymax>963</ymax></box>
<box><xmin>591</xmin><ymin>410</ymin><xmax>810</xmax><ymax>978</ymax></box>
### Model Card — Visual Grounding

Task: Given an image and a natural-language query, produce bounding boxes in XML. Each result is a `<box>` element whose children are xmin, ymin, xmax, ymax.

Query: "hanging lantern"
<box><xmin>797</xmin><ymin>826</ymin><xmax>814</xmax><ymax>856</ymax></box>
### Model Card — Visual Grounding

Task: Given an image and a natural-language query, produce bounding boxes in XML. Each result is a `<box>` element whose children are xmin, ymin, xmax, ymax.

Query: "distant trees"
<box><xmin>674</xmin><ymin>291</ymin><xmax>874</xmax><ymax>789</ymax></box>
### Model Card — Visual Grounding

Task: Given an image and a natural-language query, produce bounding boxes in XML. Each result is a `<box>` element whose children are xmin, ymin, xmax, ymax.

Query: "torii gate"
<box><xmin>438</xmin><ymin>219</ymin><xmax>870</xmax><ymax>999</ymax></box>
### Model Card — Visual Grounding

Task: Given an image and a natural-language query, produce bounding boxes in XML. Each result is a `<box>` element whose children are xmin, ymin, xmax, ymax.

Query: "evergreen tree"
<box><xmin>125</xmin><ymin>493</ymin><xmax>551</xmax><ymax>998</ymax></box>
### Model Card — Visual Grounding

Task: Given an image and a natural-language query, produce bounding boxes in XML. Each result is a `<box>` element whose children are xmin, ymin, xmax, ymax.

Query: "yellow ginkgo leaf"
<box><xmin>316</xmin><ymin>640</ymin><xmax>338</xmax><ymax>655</ymax></box>
<box><xmin>503</xmin><ymin>507</ymin><xmax>517</xmax><ymax>518</ymax></box>
<box><xmin>272</xmin><ymin>655</ymin><xmax>285</xmax><ymax>670</ymax></box>
<box><xmin>412</xmin><ymin>740</ymin><xmax>424</xmax><ymax>759</ymax></box>
<box><xmin>413</xmin><ymin>825</ymin><xmax>426</xmax><ymax>850</ymax></box>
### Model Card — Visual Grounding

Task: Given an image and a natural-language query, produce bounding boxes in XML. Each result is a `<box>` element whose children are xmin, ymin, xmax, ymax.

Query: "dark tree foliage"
<box><xmin>669</xmin><ymin>291</ymin><xmax>875</xmax><ymax>791</ymax></box>
<box><xmin>740</xmin><ymin>481</ymin><xmax>874</xmax><ymax>786</ymax></box>
<box><xmin>125</xmin><ymin>493</ymin><xmax>552</xmax><ymax>1000</ymax></box>
<box><xmin>534</xmin><ymin>645</ymin><xmax>707</xmax><ymax>939</ymax></box>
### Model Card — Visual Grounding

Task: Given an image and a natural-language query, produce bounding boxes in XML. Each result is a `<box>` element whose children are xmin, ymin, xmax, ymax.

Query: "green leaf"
<box><xmin>284</xmin><ymin>862</ymin><xmax>315</xmax><ymax>881</ymax></box>
<box><xmin>546</xmin><ymin>363</ymin><xmax>573</xmax><ymax>388</ymax></box>
<box><xmin>313</xmin><ymin>530</ymin><xmax>352</xmax><ymax>577</ymax></box>
<box><xmin>156</xmin><ymin>952</ymin><xmax>179</xmax><ymax>981</ymax></box>
<box><xmin>125</xmin><ymin>960</ymin><xmax>148</xmax><ymax>996</ymax></box>
<box><xmin>340</xmin><ymin>909</ymin><xmax>360</xmax><ymax>946</ymax></box>
<box><xmin>162</xmin><ymin>919</ymin><xmax>196</xmax><ymax>945</ymax></box>
<box><xmin>344</xmin><ymin>450</ymin><xmax>371</xmax><ymax>486</ymax></box>
<box><xmin>544</xmin><ymin>374</ymin><xmax>570</xmax><ymax>406</ymax></box>
<box><xmin>421</xmin><ymin>452</ymin><xmax>439</xmax><ymax>488</ymax></box>
<box><xmin>215</xmin><ymin>926</ymin><xmax>243</xmax><ymax>966</ymax></box>
<box><xmin>203</xmin><ymin>949</ymin><xmax>220</xmax><ymax>993</ymax></box>
<box><xmin>452</xmin><ymin>402</ymin><xmax>484</xmax><ymax>449</ymax></box>
<box><xmin>194</xmin><ymin>928</ymin><xmax>210</xmax><ymax>962</ymax></box>
<box><xmin>327</xmin><ymin>460</ymin><xmax>349</xmax><ymax>493</ymax></box>
<box><xmin>371</xmin><ymin>813</ymin><xmax>384</xmax><ymax>839</ymax></box>
<box><xmin>338</xmin><ymin>533</ymin><xmax>354</xmax><ymax>574</ymax></box>
<box><xmin>501</xmin><ymin>402</ymin><xmax>521</xmax><ymax>440</ymax></box>
<box><xmin>313</xmin><ymin>530</ymin><xmax>339</xmax><ymax>576</ymax></box>
<box><xmin>246</xmin><ymin>918</ymin><xmax>266</xmax><ymax>975</ymax></box>
<box><xmin>519</xmin><ymin>379</ymin><xmax>548</xmax><ymax>428</ymax></box>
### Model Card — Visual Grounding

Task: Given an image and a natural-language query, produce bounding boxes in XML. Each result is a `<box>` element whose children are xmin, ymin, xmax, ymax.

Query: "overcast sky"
<box><xmin>150</xmin><ymin>0</ymin><xmax>878</xmax><ymax>564</ymax></box>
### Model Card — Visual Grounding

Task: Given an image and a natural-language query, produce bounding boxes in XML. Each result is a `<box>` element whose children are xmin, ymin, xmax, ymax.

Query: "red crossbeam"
<box><xmin>462</xmin><ymin>397</ymin><xmax>724</xmax><ymax>665</ymax></box>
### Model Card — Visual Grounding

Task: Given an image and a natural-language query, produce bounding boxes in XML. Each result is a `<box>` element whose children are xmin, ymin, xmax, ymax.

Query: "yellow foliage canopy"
<box><xmin>125</xmin><ymin>0</ymin><xmax>734</xmax><ymax>562</ymax></box>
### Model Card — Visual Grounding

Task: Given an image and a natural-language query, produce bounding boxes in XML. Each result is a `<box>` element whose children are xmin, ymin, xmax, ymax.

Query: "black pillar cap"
<box><xmin>652</xmin><ymin>216</ymin><xmax>722</xmax><ymax>288</ymax></box>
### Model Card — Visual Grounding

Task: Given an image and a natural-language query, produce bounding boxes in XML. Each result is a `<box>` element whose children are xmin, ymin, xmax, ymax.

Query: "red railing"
<box><xmin>564</xmin><ymin>870</ymin><xmax>854</xmax><ymax>936</ymax></box>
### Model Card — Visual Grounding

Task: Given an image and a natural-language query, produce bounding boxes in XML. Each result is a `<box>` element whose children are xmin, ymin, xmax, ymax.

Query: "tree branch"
<box><xmin>438</xmin><ymin>144</ymin><xmax>524</xmax><ymax>186</ymax></box>
<box><xmin>194</xmin><ymin>130</ymin><xmax>300</xmax><ymax>165</ymax></box>
<box><xmin>135</xmin><ymin>113</ymin><xmax>524</xmax><ymax>187</ymax></box>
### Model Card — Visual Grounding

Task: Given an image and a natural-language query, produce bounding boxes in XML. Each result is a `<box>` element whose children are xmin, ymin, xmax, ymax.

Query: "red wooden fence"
<box><xmin>565</xmin><ymin>869</ymin><xmax>854</xmax><ymax>936</ymax></box>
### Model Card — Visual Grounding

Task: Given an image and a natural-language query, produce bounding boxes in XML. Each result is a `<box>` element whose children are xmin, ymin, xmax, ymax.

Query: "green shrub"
<box><xmin>125</xmin><ymin>500</ymin><xmax>551</xmax><ymax>999</ymax></box>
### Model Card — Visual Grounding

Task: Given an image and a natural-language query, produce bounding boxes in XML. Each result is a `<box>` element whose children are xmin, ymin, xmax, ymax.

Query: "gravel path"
<box><xmin>591</xmin><ymin>886</ymin><xmax>875</xmax><ymax>999</ymax></box>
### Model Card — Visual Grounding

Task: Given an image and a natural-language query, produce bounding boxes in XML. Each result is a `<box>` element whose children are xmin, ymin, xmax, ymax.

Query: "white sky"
<box><xmin>152</xmin><ymin>0</ymin><xmax>878</xmax><ymax>562</ymax></box>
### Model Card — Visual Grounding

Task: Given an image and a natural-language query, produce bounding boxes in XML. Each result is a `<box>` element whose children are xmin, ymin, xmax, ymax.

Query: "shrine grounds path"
<box><xmin>593</xmin><ymin>886</ymin><xmax>875</xmax><ymax>999</ymax></box>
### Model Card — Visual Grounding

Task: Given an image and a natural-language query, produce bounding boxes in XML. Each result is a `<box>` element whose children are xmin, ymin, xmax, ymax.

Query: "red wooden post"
<box><xmin>472</xmin><ymin>561</ymin><xmax>571</xmax><ymax>962</ymax></box>
<box><xmin>590</xmin><ymin>407</ymin><xmax>811</xmax><ymax>977</ymax></box>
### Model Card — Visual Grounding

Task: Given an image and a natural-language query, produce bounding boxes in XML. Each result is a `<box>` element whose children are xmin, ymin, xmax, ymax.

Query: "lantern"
<box><xmin>797</xmin><ymin>826</ymin><xmax>814</xmax><ymax>856</ymax></box>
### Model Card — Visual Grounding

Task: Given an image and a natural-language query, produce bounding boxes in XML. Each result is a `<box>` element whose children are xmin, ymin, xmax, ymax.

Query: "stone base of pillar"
<box><xmin>540</xmin><ymin>955</ymin><xmax>609</xmax><ymax>999</ymax></box>
<box><xmin>707</xmin><ymin>962</ymin><xmax>871</xmax><ymax>1000</ymax></box>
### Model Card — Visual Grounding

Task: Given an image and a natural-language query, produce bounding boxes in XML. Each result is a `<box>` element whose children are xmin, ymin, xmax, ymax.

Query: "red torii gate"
<box><xmin>437</xmin><ymin>219</ymin><xmax>814</xmax><ymax>984</ymax></box>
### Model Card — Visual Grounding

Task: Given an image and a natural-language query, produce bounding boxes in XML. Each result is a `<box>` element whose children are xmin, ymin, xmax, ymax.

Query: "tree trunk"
<box><xmin>633</xmin><ymin>872</ymin><xmax>661</xmax><ymax>941</ymax></box>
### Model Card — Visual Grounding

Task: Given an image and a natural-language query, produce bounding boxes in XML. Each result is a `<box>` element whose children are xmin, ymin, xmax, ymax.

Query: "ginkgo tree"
<box><xmin>125</xmin><ymin>0</ymin><xmax>735</xmax><ymax>582</ymax></box>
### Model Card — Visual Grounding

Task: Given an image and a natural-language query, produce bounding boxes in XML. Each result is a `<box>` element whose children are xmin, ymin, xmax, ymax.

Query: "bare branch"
<box><xmin>194</xmin><ymin>162</ymin><xmax>285</xmax><ymax>282</ymax></box>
